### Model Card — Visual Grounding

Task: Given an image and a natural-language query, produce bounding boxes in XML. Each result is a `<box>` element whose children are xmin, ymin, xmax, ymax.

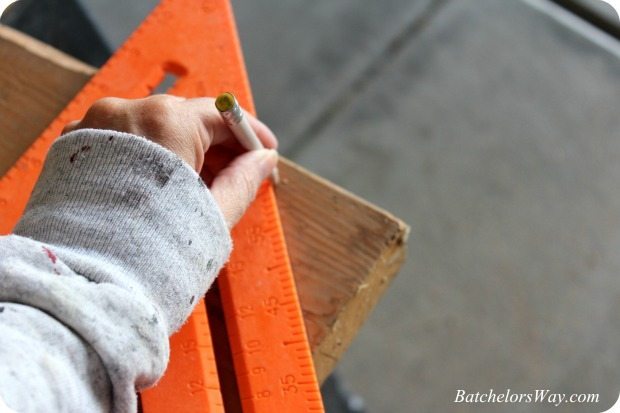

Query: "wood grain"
<box><xmin>0</xmin><ymin>24</ymin><xmax>409</xmax><ymax>383</ymax></box>
<box><xmin>276</xmin><ymin>159</ymin><xmax>409</xmax><ymax>380</ymax></box>
<box><xmin>0</xmin><ymin>25</ymin><xmax>95</xmax><ymax>174</ymax></box>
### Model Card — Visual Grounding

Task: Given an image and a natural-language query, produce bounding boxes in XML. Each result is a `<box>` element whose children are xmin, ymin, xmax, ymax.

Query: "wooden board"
<box><xmin>0</xmin><ymin>24</ymin><xmax>409</xmax><ymax>383</ymax></box>
<box><xmin>0</xmin><ymin>25</ymin><xmax>94</xmax><ymax>173</ymax></box>
<box><xmin>276</xmin><ymin>160</ymin><xmax>409</xmax><ymax>380</ymax></box>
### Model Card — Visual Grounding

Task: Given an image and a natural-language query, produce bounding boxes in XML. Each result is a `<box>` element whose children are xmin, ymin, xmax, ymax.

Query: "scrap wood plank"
<box><xmin>0</xmin><ymin>24</ymin><xmax>93</xmax><ymax>173</ymax></box>
<box><xmin>0</xmin><ymin>24</ymin><xmax>410</xmax><ymax>382</ymax></box>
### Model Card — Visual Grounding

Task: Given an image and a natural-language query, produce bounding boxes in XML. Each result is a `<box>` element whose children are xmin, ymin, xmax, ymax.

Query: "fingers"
<box><xmin>182</xmin><ymin>98</ymin><xmax>279</xmax><ymax>150</ymax></box>
<box><xmin>59</xmin><ymin>96</ymin><xmax>279</xmax><ymax>185</ymax></box>
<box><xmin>210</xmin><ymin>149</ymin><xmax>278</xmax><ymax>228</ymax></box>
<box><xmin>246</xmin><ymin>115</ymin><xmax>279</xmax><ymax>149</ymax></box>
<box><xmin>61</xmin><ymin>96</ymin><xmax>278</xmax><ymax>152</ymax></box>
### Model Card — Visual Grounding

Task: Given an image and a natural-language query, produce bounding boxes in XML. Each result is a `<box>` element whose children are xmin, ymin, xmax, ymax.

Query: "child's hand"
<box><xmin>61</xmin><ymin>95</ymin><xmax>279</xmax><ymax>227</ymax></box>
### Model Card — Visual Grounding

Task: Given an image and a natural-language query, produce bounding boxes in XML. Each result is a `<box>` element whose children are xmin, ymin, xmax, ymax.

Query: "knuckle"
<box><xmin>143</xmin><ymin>95</ymin><xmax>178</xmax><ymax>115</ymax></box>
<box><xmin>80</xmin><ymin>98</ymin><xmax>127</xmax><ymax>129</ymax></box>
<box><xmin>88</xmin><ymin>97</ymin><xmax>124</xmax><ymax>116</ymax></box>
<box><xmin>139</xmin><ymin>96</ymin><xmax>178</xmax><ymax>127</ymax></box>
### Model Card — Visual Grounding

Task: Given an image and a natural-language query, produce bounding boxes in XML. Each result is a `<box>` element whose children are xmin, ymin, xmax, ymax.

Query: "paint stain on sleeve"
<box><xmin>69</xmin><ymin>145</ymin><xmax>92</xmax><ymax>163</ymax></box>
<box><xmin>42</xmin><ymin>246</ymin><xmax>57</xmax><ymax>264</ymax></box>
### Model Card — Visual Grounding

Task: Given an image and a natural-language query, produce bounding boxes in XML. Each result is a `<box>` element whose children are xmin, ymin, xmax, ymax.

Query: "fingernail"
<box><xmin>259</xmin><ymin>149</ymin><xmax>278</xmax><ymax>163</ymax></box>
<box><xmin>258</xmin><ymin>149</ymin><xmax>278</xmax><ymax>176</ymax></box>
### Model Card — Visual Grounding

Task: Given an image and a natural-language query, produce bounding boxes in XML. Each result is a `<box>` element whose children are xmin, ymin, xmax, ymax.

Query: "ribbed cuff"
<box><xmin>14</xmin><ymin>129</ymin><xmax>232</xmax><ymax>333</ymax></box>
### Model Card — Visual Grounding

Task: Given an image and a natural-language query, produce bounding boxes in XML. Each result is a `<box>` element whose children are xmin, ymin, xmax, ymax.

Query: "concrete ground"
<box><xmin>32</xmin><ymin>0</ymin><xmax>620</xmax><ymax>411</ymax></box>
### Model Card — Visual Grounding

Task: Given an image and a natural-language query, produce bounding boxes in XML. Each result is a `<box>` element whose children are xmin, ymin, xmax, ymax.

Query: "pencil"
<box><xmin>215</xmin><ymin>92</ymin><xmax>280</xmax><ymax>184</ymax></box>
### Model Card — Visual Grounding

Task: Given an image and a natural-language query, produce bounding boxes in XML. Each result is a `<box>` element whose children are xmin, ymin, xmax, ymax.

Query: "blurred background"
<box><xmin>2</xmin><ymin>0</ymin><xmax>620</xmax><ymax>411</ymax></box>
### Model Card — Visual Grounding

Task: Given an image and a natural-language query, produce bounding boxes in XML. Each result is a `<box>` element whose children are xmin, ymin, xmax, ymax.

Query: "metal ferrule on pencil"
<box><xmin>215</xmin><ymin>92</ymin><xmax>280</xmax><ymax>184</ymax></box>
<box><xmin>219</xmin><ymin>100</ymin><xmax>244</xmax><ymax>126</ymax></box>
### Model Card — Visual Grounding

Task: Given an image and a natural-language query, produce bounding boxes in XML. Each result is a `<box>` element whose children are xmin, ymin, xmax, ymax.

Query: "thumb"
<box><xmin>210</xmin><ymin>149</ymin><xmax>278</xmax><ymax>228</ymax></box>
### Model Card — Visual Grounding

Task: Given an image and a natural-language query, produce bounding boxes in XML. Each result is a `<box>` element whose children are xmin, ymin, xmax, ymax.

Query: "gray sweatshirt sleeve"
<box><xmin>0</xmin><ymin>129</ymin><xmax>232</xmax><ymax>412</ymax></box>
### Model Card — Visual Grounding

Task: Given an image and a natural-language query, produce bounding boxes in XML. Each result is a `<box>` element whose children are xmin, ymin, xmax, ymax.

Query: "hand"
<box><xmin>62</xmin><ymin>95</ymin><xmax>279</xmax><ymax>228</ymax></box>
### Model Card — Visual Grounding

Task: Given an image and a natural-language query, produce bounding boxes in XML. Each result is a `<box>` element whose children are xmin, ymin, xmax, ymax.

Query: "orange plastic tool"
<box><xmin>0</xmin><ymin>0</ymin><xmax>324</xmax><ymax>412</ymax></box>
<box><xmin>141</xmin><ymin>300</ymin><xmax>224</xmax><ymax>411</ymax></box>
<box><xmin>218</xmin><ymin>184</ymin><xmax>324</xmax><ymax>412</ymax></box>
